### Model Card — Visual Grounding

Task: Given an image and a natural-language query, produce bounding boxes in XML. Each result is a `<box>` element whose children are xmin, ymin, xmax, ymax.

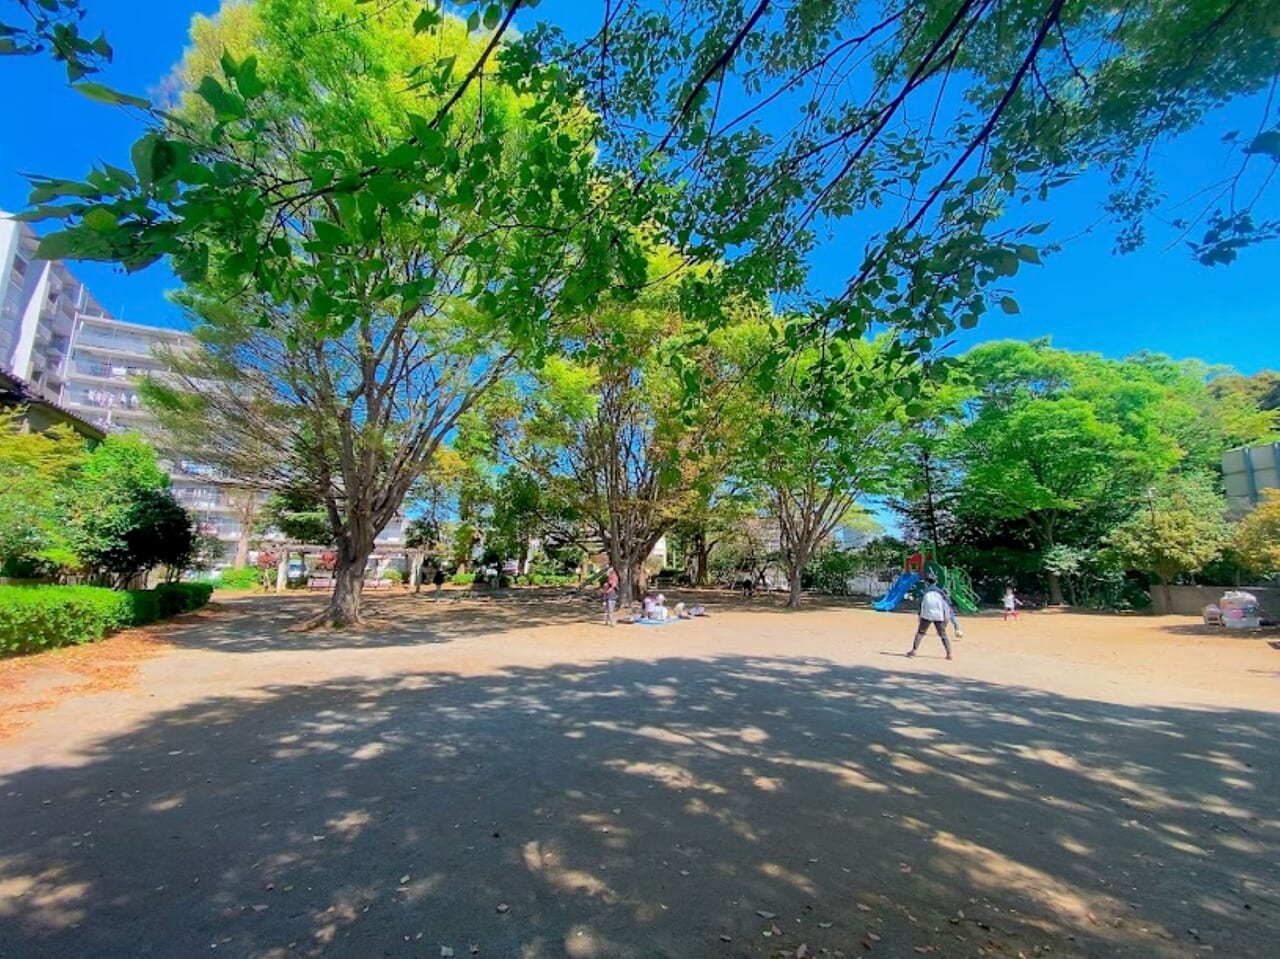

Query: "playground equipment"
<box><xmin>872</xmin><ymin>545</ymin><xmax>980</xmax><ymax>614</ymax></box>
<box><xmin>872</xmin><ymin>570</ymin><xmax>920</xmax><ymax>611</ymax></box>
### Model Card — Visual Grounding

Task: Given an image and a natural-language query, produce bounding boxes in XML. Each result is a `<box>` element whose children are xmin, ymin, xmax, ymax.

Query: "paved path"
<box><xmin>2</xmin><ymin>593</ymin><xmax>1278</xmax><ymax>957</ymax></box>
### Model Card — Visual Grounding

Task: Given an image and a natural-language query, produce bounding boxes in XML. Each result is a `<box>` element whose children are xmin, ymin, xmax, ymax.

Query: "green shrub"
<box><xmin>381</xmin><ymin>568</ymin><xmax>404</xmax><ymax>585</ymax></box>
<box><xmin>125</xmin><ymin>589</ymin><xmax>161</xmax><ymax>626</ymax></box>
<box><xmin>216</xmin><ymin>567</ymin><xmax>260</xmax><ymax>590</ymax></box>
<box><xmin>0</xmin><ymin>585</ymin><xmax>132</xmax><ymax>656</ymax></box>
<box><xmin>0</xmin><ymin>581</ymin><xmax>216</xmax><ymax>657</ymax></box>
<box><xmin>154</xmin><ymin>582</ymin><xmax>214</xmax><ymax>617</ymax></box>
<box><xmin>451</xmin><ymin>572</ymin><xmax>475</xmax><ymax>586</ymax></box>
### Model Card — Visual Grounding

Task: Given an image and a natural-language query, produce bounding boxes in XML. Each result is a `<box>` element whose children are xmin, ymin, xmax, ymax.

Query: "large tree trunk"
<box><xmin>328</xmin><ymin>547</ymin><xmax>368</xmax><ymax>628</ymax></box>
<box><xmin>234</xmin><ymin>533</ymin><xmax>250</xmax><ymax>569</ymax></box>
<box><xmin>787</xmin><ymin>566</ymin><xmax>804</xmax><ymax>608</ymax></box>
<box><xmin>785</xmin><ymin>544</ymin><xmax>811</xmax><ymax>608</ymax></box>
<box><xmin>693</xmin><ymin>531</ymin><xmax>713</xmax><ymax>587</ymax></box>
<box><xmin>615</xmin><ymin>554</ymin><xmax>636</xmax><ymax>609</ymax></box>
<box><xmin>1046</xmin><ymin>570</ymin><xmax>1066</xmax><ymax>606</ymax></box>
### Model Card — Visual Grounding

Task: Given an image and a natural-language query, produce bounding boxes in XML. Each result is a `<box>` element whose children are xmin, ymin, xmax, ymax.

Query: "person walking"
<box><xmin>603</xmin><ymin>565</ymin><xmax>619</xmax><ymax>627</ymax></box>
<box><xmin>907</xmin><ymin>571</ymin><xmax>954</xmax><ymax>660</ymax></box>
<box><xmin>1002</xmin><ymin>586</ymin><xmax>1021</xmax><ymax>621</ymax></box>
<box><xmin>432</xmin><ymin>566</ymin><xmax>446</xmax><ymax>602</ymax></box>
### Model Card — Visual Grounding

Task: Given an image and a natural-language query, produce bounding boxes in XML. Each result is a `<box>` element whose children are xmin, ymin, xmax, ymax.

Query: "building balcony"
<box><xmin>72</xmin><ymin>337</ymin><xmax>157</xmax><ymax>359</ymax></box>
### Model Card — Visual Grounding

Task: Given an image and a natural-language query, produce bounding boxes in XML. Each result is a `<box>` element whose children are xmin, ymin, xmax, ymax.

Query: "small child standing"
<box><xmin>907</xmin><ymin>571</ymin><xmax>954</xmax><ymax>661</ymax></box>
<box><xmin>603</xmin><ymin>566</ymin><xmax>619</xmax><ymax>626</ymax></box>
<box><xmin>1002</xmin><ymin>586</ymin><xmax>1020</xmax><ymax>621</ymax></box>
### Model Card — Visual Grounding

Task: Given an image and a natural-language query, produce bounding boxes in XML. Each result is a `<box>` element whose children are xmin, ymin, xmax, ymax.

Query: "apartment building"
<box><xmin>1</xmin><ymin>214</ymin><xmax>406</xmax><ymax>562</ymax></box>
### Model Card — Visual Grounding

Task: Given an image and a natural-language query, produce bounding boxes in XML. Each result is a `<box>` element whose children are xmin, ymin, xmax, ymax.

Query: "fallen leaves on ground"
<box><xmin>0</xmin><ymin>604</ymin><xmax>232</xmax><ymax>740</ymax></box>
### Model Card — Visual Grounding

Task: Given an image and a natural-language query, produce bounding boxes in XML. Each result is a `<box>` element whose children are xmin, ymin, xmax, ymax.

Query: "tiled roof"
<box><xmin>0</xmin><ymin>369</ymin><xmax>107</xmax><ymax>441</ymax></box>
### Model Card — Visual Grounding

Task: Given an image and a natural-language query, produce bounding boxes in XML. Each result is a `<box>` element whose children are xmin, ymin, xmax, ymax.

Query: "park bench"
<box><xmin>308</xmin><ymin>577</ymin><xmax>334</xmax><ymax>591</ymax></box>
<box><xmin>363</xmin><ymin>578</ymin><xmax>395</xmax><ymax>591</ymax></box>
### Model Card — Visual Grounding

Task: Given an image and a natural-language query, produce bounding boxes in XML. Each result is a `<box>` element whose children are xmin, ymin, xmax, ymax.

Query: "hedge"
<box><xmin>0</xmin><ymin>582</ymin><xmax>214</xmax><ymax>657</ymax></box>
<box><xmin>215</xmin><ymin>567</ymin><xmax>261</xmax><ymax>590</ymax></box>
<box><xmin>451</xmin><ymin>572</ymin><xmax>476</xmax><ymax>585</ymax></box>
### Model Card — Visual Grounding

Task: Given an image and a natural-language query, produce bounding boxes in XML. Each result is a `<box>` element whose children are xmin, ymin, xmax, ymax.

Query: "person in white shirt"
<box><xmin>906</xmin><ymin>571</ymin><xmax>954</xmax><ymax>661</ymax></box>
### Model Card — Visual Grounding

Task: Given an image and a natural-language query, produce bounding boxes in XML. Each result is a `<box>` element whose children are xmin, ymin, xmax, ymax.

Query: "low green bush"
<box><xmin>216</xmin><ymin>567</ymin><xmax>260</xmax><ymax>590</ymax></box>
<box><xmin>531</xmin><ymin>573</ymin><xmax>578</xmax><ymax>586</ymax></box>
<box><xmin>0</xmin><ymin>585</ymin><xmax>131</xmax><ymax>656</ymax></box>
<box><xmin>0</xmin><ymin>582</ymin><xmax>216</xmax><ymax>657</ymax></box>
<box><xmin>126</xmin><ymin>589</ymin><xmax>161</xmax><ymax>626</ymax></box>
<box><xmin>154</xmin><ymin>582</ymin><xmax>214</xmax><ymax>617</ymax></box>
<box><xmin>381</xmin><ymin>568</ymin><xmax>404</xmax><ymax>585</ymax></box>
<box><xmin>451</xmin><ymin>572</ymin><xmax>475</xmax><ymax>586</ymax></box>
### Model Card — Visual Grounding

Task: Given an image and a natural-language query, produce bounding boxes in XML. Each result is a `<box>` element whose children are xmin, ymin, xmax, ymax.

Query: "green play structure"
<box><xmin>873</xmin><ymin>544</ymin><xmax>979</xmax><ymax>613</ymax></box>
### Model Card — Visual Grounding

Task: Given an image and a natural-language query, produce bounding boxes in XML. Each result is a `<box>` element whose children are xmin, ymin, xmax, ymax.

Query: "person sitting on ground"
<box><xmin>641</xmin><ymin>589</ymin><xmax>669</xmax><ymax>621</ymax></box>
<box><xmin>676</xmin><ymin>602</ymin><xmax>709</xmax><ymax>619</ymax></box>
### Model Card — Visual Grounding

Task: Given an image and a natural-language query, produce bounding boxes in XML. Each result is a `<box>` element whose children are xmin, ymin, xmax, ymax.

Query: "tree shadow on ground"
<box><xmin>1</xmin><ymin>658</ymin><xmax>1276</xmax><ymax>959</ymax></box>
<box><xmin>175</xmin><ymin>590</ymin><xmax>851</xmax><ymax>655</ymax></box>
<box><xmin>169</xmin><ymin>592</ymin><xmax>609</xmax><ymax>654</ymax></box>
<box><xmin>1158</xmin><ymin>623</ymin><xmax>1280</xmax><ymax>640</ymax></box>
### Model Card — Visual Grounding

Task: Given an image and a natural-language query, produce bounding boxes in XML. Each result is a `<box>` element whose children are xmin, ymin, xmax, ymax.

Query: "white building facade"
<box><xmin>1</xmin><ymin>214</ymin><xmax>405</xmax><ymax>563</ymax></box>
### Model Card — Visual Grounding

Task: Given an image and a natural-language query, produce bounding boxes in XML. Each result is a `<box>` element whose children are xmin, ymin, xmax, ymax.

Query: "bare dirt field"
<box><xmin>1</xmin><ymin>589</ymin><xmax>1277</xmax><ymax>958</ymax></box>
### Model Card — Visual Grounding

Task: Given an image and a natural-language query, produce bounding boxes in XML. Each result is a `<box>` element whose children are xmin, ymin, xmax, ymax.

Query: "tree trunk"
<box><xmin>1046</xmin><ymin>570</ymin><xmax>1065</xmax><ymax>606</ymax></box>
<box><xmin>234</xmin><ymin>532</ymin><xmax>250</xmax><ymax>569</ymax></box>
<box><xmin>616</xmin><ymin>555</ymin><xmax>637</xmax><ymax>609</ymax></box>
<box><xmin>410</xmin><ymin>551</ymin><xmax>424</xmax><ymax>593</ymax></box>
<box><xmin>787</xmin><ymin>566</ymin><xmax>804</xmax><ymax>608</ymax></box>
<box><xmin>275</xmin><ymin>551</ymin><xmax>288</xmax><ymax>593</ymax></box>
<box><xmin>694</xmin><ymin>532</ymin><xmax>711</xmax><ymax>587</ymax></box>
<box><xmin>328</xmin><ymin>546</ymin><xmax>369</xmax><ymax>627</ymax></box>
<box><xmin>1161</xmin><ymin>579</ymin><xmax>1173</xmax><ymax>615</ymax></box>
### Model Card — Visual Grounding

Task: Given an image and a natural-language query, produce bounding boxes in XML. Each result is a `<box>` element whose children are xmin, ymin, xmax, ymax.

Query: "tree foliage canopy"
<box><xmin>1234</xmin><ymin>489</ymin><xmax>1280</xmax><ymax>577</ymax></box>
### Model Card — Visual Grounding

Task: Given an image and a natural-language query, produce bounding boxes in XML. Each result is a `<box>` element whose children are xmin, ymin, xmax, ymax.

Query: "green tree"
<box><xmin>744</xmin><ymin>335</ymin><xmax>914</xmax><ymax>607</ymax></box>
<box><xmin>942</xmin><ymin>340</ymin><xmax>1263</xmax><ymax>604</ymax></box>
<box><xmin>1234</xmin><ymin>489</ymin><xmax>1280</xmax><ymax>578</ymax></box>
<box><xmin>258</xmin><ymin>489</ymin><xmax>332</xmax><ymax>548</ymax></box>
<box><xmin>0</xmin><ymin>409</ymin><xmax>86</xmax><ymax>574</ymax></box>
<box><xmin>67</xmin><ymin>435</ymin><xmax>195</xmax><ymax>587</ymax></box>
<box><xmin>501</xmin><ymin>272</ymin><xmax>759</xmax><ymax>607</ymax></box>
<box><xmin>104</xmin><ymin>0</ymin><xmax>647</xmax><ymax>627</ymax></box>
<box><xmin>487</xmin><ymin>470</ymin><xmax>545</xmax><ymax>579</ymax></box>
<box><xmin>1106</xmin><ymin>474</ymin><xmax>1232</xmax><ymax>610</ymax></box>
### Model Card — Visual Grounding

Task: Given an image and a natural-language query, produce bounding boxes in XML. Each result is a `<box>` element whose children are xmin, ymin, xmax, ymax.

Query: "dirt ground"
<box><xmin>1</xmin><ymin>589</ymin><xmax>1277</xmax><ymax>958</ymax></box>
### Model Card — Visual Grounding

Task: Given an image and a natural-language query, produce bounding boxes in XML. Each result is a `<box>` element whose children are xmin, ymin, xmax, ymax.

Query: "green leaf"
<box><xmin>483</xmin><ymin>4</ymin><xmax>501</xmax><ymax>30</ymax></box>
<box><xmin>73</xmin><ymin>82</ymin><xmax>150</xmax><ymax>110</ymax></box>
<box><xmin>83</xmin><ymin>208</ymin><xmax>118</xmax><ymax>232</ymax></box>
<box><xmin>196</xmin><ymin>75</ymin><xmax>246</xmax><ymax>121</ymax></box>
<box><xmin>236</xmin><ymin>56</ymin><xmax>267</xmax><ymax>99</ymax></box>
<box><xmin>311</xmin><ymin>220</ymin><xmax>348</xmax><ymax>247</ymax></box>
<box><xmin>1245</xmin><ymin>130</ymin><xmax>1280</xmax><ymax>160</ymax></box>
<box><xmin>412</xmin><ymin>9</ymin><xmax>440</xmax><ymax>33</ymax></box>
<box><xmin>131</xmin><ymin>133</ymin><xmax>159</xmax><ymax>186</ymax></box>
<box><xmin>1016</xmin><ymin>244</ymin><xmax>1041</xmax><ymax>265</ymax></box>
<box><xmin>1000</xmin><ymin>296</ymin><xmax>1020</xmax><ymax>315</ymax></box>
<box><xmin>34</xmin><ymin>231</ymin><xmax>78</xmax><ymax>261</ymax></box>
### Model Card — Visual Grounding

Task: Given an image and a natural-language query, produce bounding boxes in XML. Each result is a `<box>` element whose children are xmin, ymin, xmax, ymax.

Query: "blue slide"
<box><xmin>873</xmin><ymin>571</ymin><xmax>920</xmax><ymax>612</ymax></box>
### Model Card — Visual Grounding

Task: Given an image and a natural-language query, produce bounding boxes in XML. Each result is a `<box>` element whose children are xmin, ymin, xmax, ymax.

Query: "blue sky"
<box><xmin>1</xmin><ymin>1</ymin><xmax>1276</xmax><ymax>373</ymax></box>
